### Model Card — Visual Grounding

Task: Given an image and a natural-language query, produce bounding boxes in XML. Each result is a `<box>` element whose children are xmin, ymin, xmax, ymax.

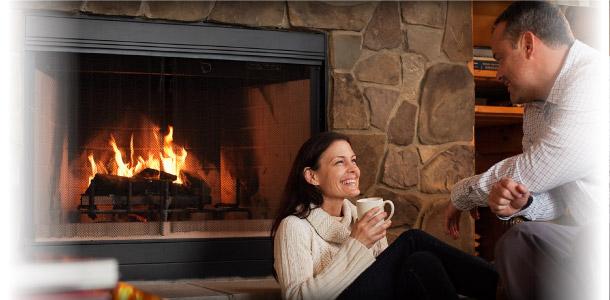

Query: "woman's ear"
<box><xmin>303</xmin><ymin>167</ymin><xmax>319</xmax><ymax>186</ymax></box>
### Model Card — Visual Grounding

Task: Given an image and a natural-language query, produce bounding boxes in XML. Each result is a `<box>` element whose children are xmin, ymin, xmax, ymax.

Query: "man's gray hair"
<box><xmin>494</xmin><ymin>1</ymin><xmax>574</xmax><ymax>48</ymax></box>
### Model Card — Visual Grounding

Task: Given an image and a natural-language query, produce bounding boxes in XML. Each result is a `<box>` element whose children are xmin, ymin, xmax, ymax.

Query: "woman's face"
<box><xmin>307</xmin><ymin>140</ymin><xmax>360</xmax><ymax>202</ymax></box>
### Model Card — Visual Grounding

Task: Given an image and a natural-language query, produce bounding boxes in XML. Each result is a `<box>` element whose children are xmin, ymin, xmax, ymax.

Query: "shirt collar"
<box><xmin>546</xmin><ymin>40</ymin><xmax>584</xmax><ymax>104</ymax></box>
<box><xmin>305</xmin><ymin>199</ymin><xmax>354</xmax><ymax>244</ymax></box>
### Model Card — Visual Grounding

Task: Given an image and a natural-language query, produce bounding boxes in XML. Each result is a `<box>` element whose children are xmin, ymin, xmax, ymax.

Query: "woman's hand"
<box><xmin>350</xmin><ymin>207</ymin><xmax>392</xmax><ymax>248</ymax></box>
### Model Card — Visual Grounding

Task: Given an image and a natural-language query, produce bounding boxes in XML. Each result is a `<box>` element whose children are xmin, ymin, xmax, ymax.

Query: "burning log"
<box><xmin>86</xmin><ymin>174</ymin><xmax>173</xmax><ymax>196</ymax></box>
<box><xmin>133</xmin><ymin>168</ymin><xmax>159</xmax><ymax>180</ymax></box>
<box><xmin>86</xmin><ymin>174</ymin><xmax>129</xmax><ymax>195</ymax></box>
<box><xmin>181</xmin><ymin>171</ymin><xmax>211</xmax><ymax>209</ymax></box>
<box><xmin>160</xmin><ymin>171</ymin><xmax>178</xmax><ymax>181</ymax></box>
<box><xmin>81</xmin><ymin>172</ymin><xmax>213</xmax><ymax>220</ymax></box>
<box><xmin>182</xmin><ymin>171</ymin><xmax>211</xmax><ymax>204</ymax></box>
<box><xmin>133</xmin><ymin>168</ymin><xmax>178</xmax><ymax>181</ymax></box>
<box><xmin>85</xmin><ymin>173</ymin><xmax>203</xmax><ymax>197</ymax></box>
<box><xmin>79</xmin><ymin>124</ymin><xmax>210</xmax><ymax>220</ymax></box>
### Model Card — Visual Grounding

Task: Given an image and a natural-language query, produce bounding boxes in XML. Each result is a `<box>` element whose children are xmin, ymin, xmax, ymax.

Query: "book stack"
<box><xmin>17</xmin><ymin>257</ymin><xmax>119</xmax><ymax>300</ymax></box>
<box><xmin>473</xmin><ymin>47</ymin><xmax>498</xmax><ymax>78</ymax></box>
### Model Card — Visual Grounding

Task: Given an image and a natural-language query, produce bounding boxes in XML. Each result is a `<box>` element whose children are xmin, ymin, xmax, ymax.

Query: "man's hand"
<box><xmin>488</xmin><ymin>177</ymin><xmax>530</xmax><ymax>217</ymax></box>
<box><xmin>444</xmin><ymin>202</ymin><xmax>479</xmax><ymax>240</ymax></box>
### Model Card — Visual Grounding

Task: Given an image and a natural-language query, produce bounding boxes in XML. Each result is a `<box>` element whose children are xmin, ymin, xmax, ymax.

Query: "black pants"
<box><xmin>338</xmin><ymin>229</ymin><xmax>498</xmax><ymax>300</ymax></box>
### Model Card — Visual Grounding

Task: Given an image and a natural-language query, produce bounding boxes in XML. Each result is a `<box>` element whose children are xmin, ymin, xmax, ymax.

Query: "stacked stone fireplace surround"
<box><xmin>23</xmin><ymin>1</ymin><xmax>476</xmax><ymax>253</ymax></box>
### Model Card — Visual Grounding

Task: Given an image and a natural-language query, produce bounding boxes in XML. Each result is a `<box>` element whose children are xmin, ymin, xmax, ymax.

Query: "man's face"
<box><xmin>490</xmin><ymin>22</ymin><xmax>536</xmax><ymax>104</ymax></box>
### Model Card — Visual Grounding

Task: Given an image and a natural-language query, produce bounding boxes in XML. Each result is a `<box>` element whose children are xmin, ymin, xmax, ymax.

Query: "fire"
<box><xmin>87</xmin><ymin>154</ymin><xmax>96</xmax><ymax>186</ymax></box>
<box><xmin>87</xmin><ymin>126</ymin><xmax>187</xmax><ymax>184</ymax></box>
<box><xmin>110</xmin><ymin>134</ymin><xmax>133</xmax><ymax>178</ymax></box>
<box><xmin>161</xmin><ymin>126</ymin><xmax>187</xmax><ymax>184</ymax></box>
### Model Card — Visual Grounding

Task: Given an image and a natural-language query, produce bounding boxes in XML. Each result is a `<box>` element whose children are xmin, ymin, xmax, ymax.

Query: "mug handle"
<box><xmin>383</xmin><ymin>200</ymin><xmax>394</xmax><ymax>220</ymax></box>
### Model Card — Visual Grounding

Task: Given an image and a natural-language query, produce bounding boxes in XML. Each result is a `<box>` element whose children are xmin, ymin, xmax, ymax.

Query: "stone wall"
<box><xmin>21</xmin><ymin>1</ymin><xmax>476</xmax><ymax>253</ymax></box>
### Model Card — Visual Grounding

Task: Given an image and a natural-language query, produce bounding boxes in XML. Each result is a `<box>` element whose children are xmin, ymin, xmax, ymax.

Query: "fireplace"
<box><xmin>25</xmin><ymin>12</ymin><xmax>325</xmax><ymax>279</ymax></box>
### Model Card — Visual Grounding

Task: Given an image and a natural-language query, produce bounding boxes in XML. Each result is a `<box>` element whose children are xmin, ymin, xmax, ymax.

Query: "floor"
<box><xmin>128</xmin><ymin>276</ymin><xmax>281</xmax><ymax>300</ymax></box>
<box><xmin>127</xmin><ymin>277</ymin><xmax>487</xmax><ymax>300</ymax></box>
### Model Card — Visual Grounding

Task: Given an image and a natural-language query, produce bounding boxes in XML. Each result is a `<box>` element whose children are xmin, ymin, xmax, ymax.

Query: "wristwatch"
<box><xmin>509</xmin><ymin>216</ymin><xmax>528</xmax><ymax>226</ymax></box>
<box><xmin>509</xmin><ymin>196</ymin><xmax>533</xmax><ymax>225</ymax></box>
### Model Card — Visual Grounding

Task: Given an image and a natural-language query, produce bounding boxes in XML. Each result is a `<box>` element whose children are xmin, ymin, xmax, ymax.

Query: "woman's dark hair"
<box><xmin>270</xmin><ymin>131</ymin><xmax>351</xmax><ymax>237</ymax></box>
<box><xmin>494</xmin><ymin>1</ymin><xmax>574</xmax><ymax>48</ymax></box>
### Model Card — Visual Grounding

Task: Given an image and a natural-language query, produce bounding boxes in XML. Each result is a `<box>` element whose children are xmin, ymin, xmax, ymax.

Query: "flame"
<box><xmin>160</xmin><ymin>126</ymin><xmax>188</xmax><ymax>184</ymax></box>
<box><xmin>110</xmin><ymin>134</ymin><xmax>133</xmax><ymax>177</ymax></box>
<box><xmin>87</xmin><ymin>153</ymin><xmax>97</xmax><ymax>186</ymax></box>
<box><xmin>87</xmin><ymin>125</ymin><xmax>188</xmax><ymax>184</ymax></box>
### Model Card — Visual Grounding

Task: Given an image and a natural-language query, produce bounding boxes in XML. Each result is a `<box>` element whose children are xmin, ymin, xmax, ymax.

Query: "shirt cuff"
<box><xmin>497</xmin><ymin>195</ymin><xmax>535</xmax><ymax>221</ymax></box>
<box><xmin>451</xmin><ymin>176</ymin><xmax>482</xmax><ymax>211</ymax></box>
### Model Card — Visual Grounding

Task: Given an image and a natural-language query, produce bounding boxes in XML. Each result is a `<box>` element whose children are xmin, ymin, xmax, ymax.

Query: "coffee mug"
<box><xmin>356</xmin><ymin>197</ymin><xmax>394</xmax><ymax>220</ymax></box>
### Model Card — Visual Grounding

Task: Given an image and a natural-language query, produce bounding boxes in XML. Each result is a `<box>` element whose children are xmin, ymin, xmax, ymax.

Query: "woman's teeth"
<box><xmin>342</xmin><ymin>179</ymin><xmax>356</xmax><ymax>185</ymax></box>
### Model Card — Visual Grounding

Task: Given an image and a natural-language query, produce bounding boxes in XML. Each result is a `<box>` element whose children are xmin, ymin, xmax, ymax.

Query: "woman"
<box><xmin>271</xmin><ymin>132</ymin><xmax>498</xmax><ymax>300</ymax></box>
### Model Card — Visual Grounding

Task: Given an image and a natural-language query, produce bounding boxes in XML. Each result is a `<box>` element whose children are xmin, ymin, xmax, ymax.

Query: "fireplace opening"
<box><xmin>33</xmin><ymin>51</ymin><xmax>314</xmax><ymax>240</ymax></box>
<box><xmin>25</xmin><ymin>13</ymin><xmax>326</xmax><ymax>279</ymax></box>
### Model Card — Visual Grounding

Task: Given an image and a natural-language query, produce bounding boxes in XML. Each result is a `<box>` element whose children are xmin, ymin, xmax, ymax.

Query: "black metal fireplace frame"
<box><xmin>22</xmin><ymin>11</ymin><xmax>327</xmax><ymax>280</ymax></box>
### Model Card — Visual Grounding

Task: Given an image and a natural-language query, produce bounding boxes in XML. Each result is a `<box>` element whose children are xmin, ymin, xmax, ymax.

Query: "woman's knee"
<box><xmin>397</xmin><ymin>228</ymin><xmax>427</xmax><ymax>242</ymax></box>
<box><xmin>404</xmin><ymin>251</ymin><xmax>441</xmax><ymax>269</ymax></box>
<box><xmin>402</xmin><ymin>251</ymin><xmax>458</xmax><ymax>299</ymax></box>
<box><xmin>406</xmin><ymin>250</ymin><xmax>436</xmax><ymax>261</ymax></box>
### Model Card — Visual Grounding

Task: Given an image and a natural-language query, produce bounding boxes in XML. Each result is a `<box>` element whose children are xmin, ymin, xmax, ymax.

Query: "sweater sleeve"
<box><xmin>274</xmin><ymin>217</ymin><xmax>376</xmax><ymax>300</ymax></box>
<box><xmin>371</xmin><ymin>237</ymin><xmax>388</xmax><ymax>257</ymax></box>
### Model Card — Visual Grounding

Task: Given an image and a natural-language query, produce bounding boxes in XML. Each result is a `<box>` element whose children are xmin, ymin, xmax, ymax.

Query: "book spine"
<box><xmin>473</xmin><ymin>47</ymin><xmax>493</xmax><ymax>58</ymax></box>
<box><xmin>474</xmin><ymin>61</ymin><xmax>498</xmax><ymax>71</ymax></box>
<box><xmin>473</xmin><ymin>56</ymin><xmax>496</xmax><ymax>62</ymax></box>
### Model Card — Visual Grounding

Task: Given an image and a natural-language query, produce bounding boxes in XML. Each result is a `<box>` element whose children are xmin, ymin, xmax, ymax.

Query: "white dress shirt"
<box><xmin>451</xmin><ymin>40</ymin><xmax>608</xmax><ymax>225</ymax></box>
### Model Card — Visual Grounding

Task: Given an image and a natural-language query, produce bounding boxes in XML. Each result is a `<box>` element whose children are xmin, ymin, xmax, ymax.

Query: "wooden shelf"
<box><xmin>473</xmin><ymin>2</ymin><xmax>512</xmax><ymax>47</ymax></box>
<box><xmin>474</xmin><ymin>75</ymin><xmax>503</xmax><ymax>88</ymax></box>
<box><xmin>475</xmin><ymin>105</ymin><xmax>523</xmax><ymax>127</ymax></box>
<box><xmin>474</xmin><ymin>75</ymin><xmax>510</xmax><ymax>106</ymax></box>
<box><xmin>475</xmin><ymin>105</ymin><xmax>523</xmax><ymax>116</ymax></box>
<box><xmin>473</xmin><ymin>69</ymin><xmax>497</xmax><ymax>78</ymax></box>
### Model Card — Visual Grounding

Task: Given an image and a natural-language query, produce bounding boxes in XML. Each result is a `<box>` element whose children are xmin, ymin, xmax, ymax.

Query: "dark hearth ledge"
<box><xmin>128</xmin><ymin>276</ymin><xmax>281</xmax><ymax>299</ymax></box>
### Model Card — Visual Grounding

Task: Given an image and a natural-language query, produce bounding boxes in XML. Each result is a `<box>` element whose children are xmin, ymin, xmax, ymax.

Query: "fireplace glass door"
<box><xmin>31</xmin><ymin>51</ymin><xmax>314</xmax><ymax>241</ymax></box>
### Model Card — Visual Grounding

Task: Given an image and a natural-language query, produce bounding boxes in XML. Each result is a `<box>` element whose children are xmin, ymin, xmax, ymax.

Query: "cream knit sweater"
<box><xmin>273</xmin><ymin>199</ymin><xmax>388</xmax><ymax>300</ymax></box>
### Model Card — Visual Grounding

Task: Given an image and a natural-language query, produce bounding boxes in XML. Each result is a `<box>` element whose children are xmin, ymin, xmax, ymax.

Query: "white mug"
<box><xmin>356</xmin><ymin>197</ymin><xmax>394</xmax><ymax>221</ymax></box>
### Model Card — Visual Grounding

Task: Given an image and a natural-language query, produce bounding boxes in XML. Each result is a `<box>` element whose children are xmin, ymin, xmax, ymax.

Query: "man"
<box><xmin>444</xmin><ymin>2</ymin><xmax>607</xmax><ymax>299</ymax></box>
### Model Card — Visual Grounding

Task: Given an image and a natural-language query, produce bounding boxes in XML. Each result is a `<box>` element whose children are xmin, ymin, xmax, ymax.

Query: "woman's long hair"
<box><xmin>270</xmin><ymin>132</ymin><xmax>351</xmax><ymax>237</ymax></box>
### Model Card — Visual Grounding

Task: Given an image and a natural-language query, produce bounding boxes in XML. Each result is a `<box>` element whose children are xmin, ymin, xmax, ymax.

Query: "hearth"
<box><xmin>24</xmin><ymin>12</ymin><xmax>326</xmax><ymax>279</ymax></box>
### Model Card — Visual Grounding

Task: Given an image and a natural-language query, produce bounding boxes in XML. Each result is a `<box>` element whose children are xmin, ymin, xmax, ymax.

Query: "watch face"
<box><xmin>509</xmin><ymin>216</ymin><xmax>527</xmax><ymax>226</ymax></box>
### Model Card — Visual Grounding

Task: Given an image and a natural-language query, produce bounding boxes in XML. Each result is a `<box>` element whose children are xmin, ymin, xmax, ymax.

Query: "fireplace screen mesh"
<box><xmin>32</xmin><ymin>51</ymin><xmax>312</xmax><ymax>240</ymax></box>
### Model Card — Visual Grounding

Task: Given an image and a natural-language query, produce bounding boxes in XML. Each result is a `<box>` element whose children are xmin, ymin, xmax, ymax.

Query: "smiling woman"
<box><xmin>303</xmin><ymin>139</ymin><xmax>361</xmax><ymax>215</ymax></box>
<box><xmin>270</xmin><ymin>132</ymin><xmax>499</xmax><ymax>300</ymax></box>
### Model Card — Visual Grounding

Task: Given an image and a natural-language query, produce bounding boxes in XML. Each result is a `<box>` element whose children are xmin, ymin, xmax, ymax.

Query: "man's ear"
<box><xmin>522</xmin><ymin>31</ymin><xmax>535</xmax><ymax>59</ymax></box>
<box><xmin>303</xmin><ymin>167</ymin><xmax>319</xmax><ymax>186</ymax></box>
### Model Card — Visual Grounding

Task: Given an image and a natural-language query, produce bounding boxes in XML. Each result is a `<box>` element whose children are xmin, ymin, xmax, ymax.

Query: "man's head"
<box><xmin>491</xmin><ymin>2</ymin><xmax>574</xmax><ymax>104</ymax></box>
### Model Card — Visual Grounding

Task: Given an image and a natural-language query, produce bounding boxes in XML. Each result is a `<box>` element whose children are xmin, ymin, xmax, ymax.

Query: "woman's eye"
<box><xmin>351</xmin><ymin>159</ymin><xmax>357</xmax><ymax>165</ymax></box>
<box><xmin>335</xmin><ymin>160</ymin><xmax>344</xmax><ymax>165</ymax></box>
